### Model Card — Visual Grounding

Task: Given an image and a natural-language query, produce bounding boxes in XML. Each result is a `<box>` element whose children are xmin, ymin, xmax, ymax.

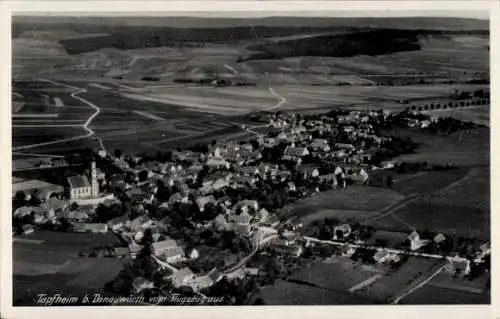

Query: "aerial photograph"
<box><xmin>11</xmin><ymin>12</ymin><xmax>490</xmax><ymax>306</ymax></box>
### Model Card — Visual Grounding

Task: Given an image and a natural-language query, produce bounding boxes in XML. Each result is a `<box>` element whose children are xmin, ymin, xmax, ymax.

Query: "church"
<box><xmin>67</xmin><ymin>162</ymin><xmax>99</xmax><ymax>200</ymax></box>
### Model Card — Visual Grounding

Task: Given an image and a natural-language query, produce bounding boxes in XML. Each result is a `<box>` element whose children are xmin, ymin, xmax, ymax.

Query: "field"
<box><xmin>423</xmin><ymin>106</ymin><xmax>490</xmax><ymax>127</ymax></box>
<box><xmin>13</xmin><ymin>231</ymin><xmax>126</xmax><ymax>305</ymax></box>
<box><xmin>284</xmin><ymin>185</ymin><xmax>406</xmax><ymax>222</ymax></box>
<box><xmin>258</xmin><ymin>279</ymin><xmax>377</xmax><ymax>305</ymax></box>
<box><xmin>290</xmin><ymin>256</ymin><xmax>390</xmax><ymax>292</ymax></box>
<box><xmin>356</xmin><ymin>257</ymin><xmax>441</xmax><ymax>302</ymax></box>
<box><xmin>399</xmin><ymin>285</ymin><xmax>489</xmax><ymax>304</ymax></box>
<box><xmin>390</xmin><ymin>127</ymin><xmax>489</xmax><ymax>167</ymax></box>
<box><xmin>372</xmin><ymin>167</ymin><xmax>490</xmax><ymax>239</ymax></box>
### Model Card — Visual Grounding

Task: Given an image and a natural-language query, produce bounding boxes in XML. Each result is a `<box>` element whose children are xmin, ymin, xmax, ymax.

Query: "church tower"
<box><xmin>91</xmin><ymin>161</ymin><xmax>99</xmax><ymax>198</ymax></box>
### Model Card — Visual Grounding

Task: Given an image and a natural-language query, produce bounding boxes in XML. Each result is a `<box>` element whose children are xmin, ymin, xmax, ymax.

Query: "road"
<box><xmin>12</xmin><ymin>79</ymin><xmax>101</xmax><ymax>151</ymax></box>
<box><xmin>221</xmin><ymin>234</ymin><xmax>278</xmax><ymax>275</ymax></box>
<box><xmin>266</xmin><ymin>87</ymin><xmax>287</xmax><ymax>111</ymax></box>
<box><xmin>303</xmin><ymin>236</ymin><xmax>453</xmax><ymax>260</ymax></box>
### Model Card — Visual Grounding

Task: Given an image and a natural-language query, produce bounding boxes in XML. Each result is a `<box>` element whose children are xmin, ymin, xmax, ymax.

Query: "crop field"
<box><xmin>356</xmin><ymin>257</ymin><xmax>441</xmax><ymax>302</ymax></box>
<box><xmin>376</xmin><ymin>168</ymin><xmax>490</xmax><ymax>239</ymax></box>
<box><xmin>285</xmin><ymin>186</ymin><xmax>406</xmax><ymax>220</ymax></box>
<box><xmin>399</xmin><ymin>285</ymin><xmax>489</xmax><ymax>304</ymax></box>
<box><xmin>390</xmin><ymin>127</ymin><xmax>489</xmax><ymax>166</ymax></box>
<box><xmin>259</xmin><ymin>279</ymin><xmax>378</xmax><ymax>305</ymax></box>
<box><xmin>290</xmin><ymin>257</ymin><xmax>390</xmax><ymax>292</ymax></box>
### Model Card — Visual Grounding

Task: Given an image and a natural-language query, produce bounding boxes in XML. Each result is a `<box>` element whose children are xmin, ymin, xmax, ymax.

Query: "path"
<box><xmin>266</xmin><ymin>87</ymin><xmax>287</xmax><ymax>111</ymax></box>
<box><xmin>12</xmin><ymin>79</ymin><xmax>101</xmax><ymax>151</ymax></box>
<box><xmin>224</xmin><ymin>64</ymin><xmax>238</xmax><ymax>75</ymax></box>
<box><xmin>390</xmin><ymin>260</ymin><xmax>448</xmax><ymax>304</ymax></box>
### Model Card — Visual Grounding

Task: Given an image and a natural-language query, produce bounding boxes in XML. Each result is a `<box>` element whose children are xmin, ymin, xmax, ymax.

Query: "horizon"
<box><xmin>13</xmin><ymin>11</ymin><xmax>489</xmax><ymax>20</ymax></box>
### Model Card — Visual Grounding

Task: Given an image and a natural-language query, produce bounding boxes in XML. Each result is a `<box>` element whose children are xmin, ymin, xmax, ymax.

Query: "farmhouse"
<box><xmin>445</xmin><ymin>255</ymin><xmax>471</xmax><ymax>275</ymax></box>
<box><xmin>152</xmin><ymin>239</ymin><xmax>178</xmax><ymax>256</ymax></box>
<box><xmin>163</xmin><ymin>247</ymin><xmax>185</xmax><ymax>263</ymax></box>
<box><xmin>170</xmin><ymin>267</ymin><xmax>195</xmax><ymax>287</ymax></box>
<box><xmin>333</xmin><ymin>224</ymin><xmax>352</xmax><ymax>240</ymax></box>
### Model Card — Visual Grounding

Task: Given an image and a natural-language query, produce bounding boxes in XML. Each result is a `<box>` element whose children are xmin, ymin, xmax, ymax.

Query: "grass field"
<box><xmin>13</xmin><ymin>231</ymin><xmax>126</xmax><ymax>304</ymax></box>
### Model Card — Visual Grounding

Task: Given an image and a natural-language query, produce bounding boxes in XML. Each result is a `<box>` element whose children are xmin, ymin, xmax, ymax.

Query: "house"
<box><xmin>152</xmin><ymin>239</ymin><xmax>178</xmax><ymax>256</ymax></box>
<box><xmin>406</xmin><ymin>231</ymin><xmax>429</xmax><ymax>251</ymax></box>
<box><xmin>236</xmin><ymin>199</ymin><xmax>259</xmax><ymax>213</ymax></box>
<box><xmin>373</xmin><ymin>249</ymin><xmax>400</xmax><ymax>263</ymax></box>
<box><xmin>475</xmin><ymin>241</ymin><xmax>491</xmax><ymax>262</ymax></box>
<box><xmin>333</xmin><ymin>224</ymin><xmax>352</xmax><ymax>240</ymax></box>
<box><xmin>256</xmin><ymin>208</ymin><xmax>269</xmax><ymax>223</ymax></box>
<box><xmin>228</xmin><ymin>211</ymin><xmax>252</xmax><ymax>225</ymax></box>
<box><xmin>310</xmin><ymin>139</ymin><xmax>331</xmax><ymax>152</ymax></box>
<box><xmin>287</xmin><ymin>182</ymin><xmax>297</xmax><ymax>192</ymax></box>
<box><xmin>170</xmin><ymin>268</ymin><xmax>195</xmax><ymax>287</ymax></box>
<box><xmin>434</xmin><ymin>233</ymin><xmax>446</xmax><ymax>244</ymax></box>
<box><xmin>445</xmin><ymin>255</ymin><xmax>471</xmax><ymax>275</ymax></box>
<box><xmin>283</xmin><ymin>146</ymin><xmax>309</xmax><ymax>159</ymax></box>
<box><xmin>318</xmin><ymin>173</ymin><xmax>338</xmax><ymax>186</ymax></box>
<box><xmin>233</xmin><ymin>175</ymin><xmax>256</xmax><ymax>186</ymax></box>
<box><xmin>239</xmin><ymin>166</ymin><xmax>260</xmax><ymax>176</ymax></box>
<box><xmin>66</xmin><ymin>210</ymin><xmax>89</xmax><ymax>222</ymax></box>
<box><xmin>244</xmin><ymin>268</ymin><xmax>260</xmax><ymax>276</ymax></box>
<box><xmin>186</xmin><ymin>247</ymin><xmax>199</xmax><ymax>260</ymax></box>
<box><xmin>224</xmin><ymin>268</ymin><xmax>245</xmax><ymax>280</ymax></box>
<box><xmin>206</xmin><ymin>157</ymin><xmax>230</xmax><ymax>170</ymax></box>
<box><xmin>132</xmin><ymin>277</ymin><xmax>154</xmax><ymax>293</ymax></box>
<box><xmin>114</xmin><ymin>247</ymin><xmax>130</xmax><ymax>258</ymax></box>
<box><xmin>297</xmin><ymin>166</ymin><xmax>320</xmax><ymax>179</ymax></box>
<box><xmin>213</xmin><ymin>214</ymin><xmax>228</xmax><ymax>230</ymax></box>
<box><xmin>195</xmin><ymin>195</ymin><xmax>216</xmax><ymax>212</ymax></box>
<box><xmin>125</xmin><ymin>187</ymin><xmax>146</xmax><ymax>202</ymax></box>
<box><xmin>335</xmin><ymin>143</ymin><xmax>355</xmax><ymax>151</ymax></box>
<box><xmin>13</xmin><ymin>206</ymin><xmax>42</xmax><ymax>218</ymax></box>
<box><xmin>129</xmin><ymin>244</ymin><xmax>143</xmax><ymax>259</ymax></box>
<box><xmin>340</xmin><ymin>243</ymin><xmax>356</xmax><ymax>257</ymax></box>
<box><xmin>163</xmin><ymin>247</ymin><xmax>185</xmax><ymax>263</ymax></box>
<box><xmin>346</xmin><ymin>168</ymin><xmax>369</xmax><ymax>185</ymax></box>
<box><xmin>22</xmin><ymin>224</ymin><xmax>34</xmax><ymax>235</ymax></box>
<box><xmin>130</xmin><ymin>215</ymin><xmax>153</xmax><ymax>232</ymax></box>
<box><xmin>274</xmin><ymin>244</ymin><xmax>304</xmax><ymax>257</ymax></box>
<box><xmin>108</xmin><ymin>214</ymin><xmax>129</xmax><ymax>232</ymax></box>
<box><xmin>380</xmin><ymin>160</ymin><xmax>396</xmax><ymax>169</ymax></box>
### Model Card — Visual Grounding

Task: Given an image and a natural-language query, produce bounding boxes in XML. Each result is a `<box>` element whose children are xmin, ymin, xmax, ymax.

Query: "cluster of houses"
<box><xmin>328</xmin><ymin>226</ymin><xmax>490</xmax><ymax>277</ymax></box>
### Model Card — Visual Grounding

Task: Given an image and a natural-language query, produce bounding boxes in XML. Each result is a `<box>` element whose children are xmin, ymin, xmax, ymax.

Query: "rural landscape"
<box><xmin>11</xmin><ymin>14</ymin><xmax>490</xmax><ymax>306</ymax></box>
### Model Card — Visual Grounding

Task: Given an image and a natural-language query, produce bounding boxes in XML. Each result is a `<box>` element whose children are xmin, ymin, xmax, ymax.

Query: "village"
<box><xmin>12</xmin><ymin>107</ymin><xmax>490</xmax><ymax>303</ymax></box>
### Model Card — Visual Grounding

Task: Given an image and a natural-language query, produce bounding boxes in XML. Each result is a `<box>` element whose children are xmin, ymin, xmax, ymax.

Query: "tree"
<box><xmin>114</xmin><ymin>149</ymin><xmax>122</xmax><ymax>158</ymax></box>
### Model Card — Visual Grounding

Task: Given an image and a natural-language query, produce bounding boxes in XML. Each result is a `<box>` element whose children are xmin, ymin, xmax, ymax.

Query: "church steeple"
<box><xmin>91</xmin><ymin>161</ymin><xmax>98</xmax><ymax>198</ymax></box>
